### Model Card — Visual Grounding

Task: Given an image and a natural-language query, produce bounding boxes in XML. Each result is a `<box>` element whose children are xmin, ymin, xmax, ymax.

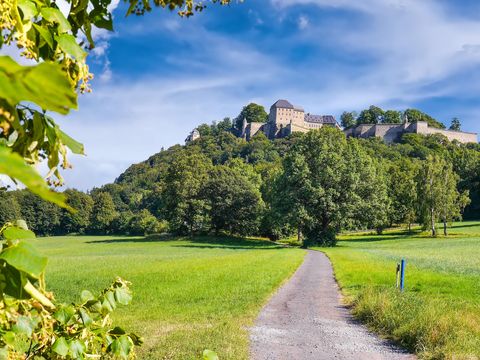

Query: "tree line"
<box><xmin>340</xmin><ymin>105</ymin><xmax>463</xmax><ymax>131</ymax></box>
<box><xmin>1</xmin><ymin>116</ymin><xmax>479</xmax><ymax>245</ymax></box>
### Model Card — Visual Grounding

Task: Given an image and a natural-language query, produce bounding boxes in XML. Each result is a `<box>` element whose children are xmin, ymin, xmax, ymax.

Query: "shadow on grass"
<box><xmin>86</xmin><ymin>234</ymin><xmax>286</xmax><ymax>250</ymax></box>
<box><xmin>339</xmin><ymin>232</ymin><xmax>422</xmax><ymax>243</ymax></box>
<box><xmin>172</xmin><ymin>236</ymin><xmax>286</xmax><ymax>250</ymax></box>
<box><xmin>450</xmin><ymin>222</ymin><xmax>480</xmax><ymax>229</ymax></box>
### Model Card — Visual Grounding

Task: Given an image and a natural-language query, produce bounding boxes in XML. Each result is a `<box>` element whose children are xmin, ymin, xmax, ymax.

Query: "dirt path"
<box><xmin>250</xmin><ymin>250</ymin><xmax>415</xmax><ymax>360</ymax></box>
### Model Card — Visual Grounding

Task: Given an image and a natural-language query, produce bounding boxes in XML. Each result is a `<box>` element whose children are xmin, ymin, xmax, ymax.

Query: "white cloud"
<box><xmin>273</xmin><ymin>0</ymin><xmax>480</xmax><ymax>85</ymax></box>
<box><xmin>297</xmin><ymin>15</ymin><xmax>309</xmax><ymax>29</ymax></box>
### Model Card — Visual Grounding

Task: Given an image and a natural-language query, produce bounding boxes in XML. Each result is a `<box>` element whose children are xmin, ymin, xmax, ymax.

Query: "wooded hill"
<box><xmin>2</xmin><ymin>119</ymin><xmax>480</xmax><ymax>245</ymax></box>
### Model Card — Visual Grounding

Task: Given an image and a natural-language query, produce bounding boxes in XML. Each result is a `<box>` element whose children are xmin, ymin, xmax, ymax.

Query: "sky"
<box><xmin>10</xmin><ymin>0</ymin><xmax>480</xmax><ymax>190</ymax></box>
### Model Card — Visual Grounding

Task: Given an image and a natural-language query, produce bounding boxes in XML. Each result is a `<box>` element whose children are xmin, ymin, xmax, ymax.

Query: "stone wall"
<box><xmin>345</xmin><ymin>121</ymin><xmax>478</xmax><ymax>144</ymax></box>
<box><xmin>411</xmin><ymin>122</ymin><xmax>478</xmax><ymax>143</ymax></box>
<box><xmin>245</xmin><ymin>122</ymin><xmax>265</xmax><ymax>140</ymax></box>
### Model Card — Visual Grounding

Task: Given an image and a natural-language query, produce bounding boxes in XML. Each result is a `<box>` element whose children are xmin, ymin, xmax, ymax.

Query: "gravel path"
<box><xmin>250</xmin><ymin>250</ymin><xmax>415</xmax><ymax>360</ymax></box>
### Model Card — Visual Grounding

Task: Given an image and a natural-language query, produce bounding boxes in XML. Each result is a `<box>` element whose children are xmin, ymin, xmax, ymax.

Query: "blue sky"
<box><xmin>47</xmin><ymin>0</ymin><xmax>480</xmax><ymax>189</ymax></box>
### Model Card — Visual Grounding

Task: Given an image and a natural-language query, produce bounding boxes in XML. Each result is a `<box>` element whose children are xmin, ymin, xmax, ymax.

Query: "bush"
<box><xmin>303</xmin><ymin>226</ymin><xmax>337</xmax><ymax>247</ymax></box>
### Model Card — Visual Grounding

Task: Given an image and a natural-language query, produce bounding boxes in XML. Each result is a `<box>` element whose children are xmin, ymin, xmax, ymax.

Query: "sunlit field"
<box><xmin>35</xmin><ymin>235</ymin><xmax>304</xmax><ymax>359</ymax></box>
<box><xmin>318</xmin><ymin>222</ymin><xmax>480</xmax><ymax>359</ymax></box>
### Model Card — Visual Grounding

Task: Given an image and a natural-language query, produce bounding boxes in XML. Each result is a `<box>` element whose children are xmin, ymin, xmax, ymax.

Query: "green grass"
<box><xmin>34</xmin><ymin>235</ymin><xmax>304</xmax><ymax>359</ymax></box>
<box><xmin>316</xmin><ymin>222</ymin><xmax>480</xmax><ymax>359</ymax></box>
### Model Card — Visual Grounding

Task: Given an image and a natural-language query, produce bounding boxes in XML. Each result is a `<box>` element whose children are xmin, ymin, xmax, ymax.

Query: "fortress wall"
<box><xmin>373</xmin><ymin>124</ymin><xmax>406</xmax><ymax>143</ymax></box>
<box><xmin>246</xmin><ymin>122</ymin><xmax>265</xmax><ymax>140</ymax></box>
<box><xmin>290</xmin><ymin>123</ymin><xmax>312</xmax><ymax>134</ymax></box>
<box><xmin>355</xmin><ymin>124</ymin><xmax>375</xmax><ymax>138</ymax></box>
<box><xmin>418</xmin><ymin>126</ymin><xmax>478</xmax><ymax>143</ymax></box>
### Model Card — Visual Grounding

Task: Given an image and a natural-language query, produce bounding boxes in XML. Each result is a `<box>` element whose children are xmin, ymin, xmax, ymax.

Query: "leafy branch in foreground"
<box><xmin>0</xmin><ymin>221</ymin><xmax>142</xmax><ymax>359</ymax></box>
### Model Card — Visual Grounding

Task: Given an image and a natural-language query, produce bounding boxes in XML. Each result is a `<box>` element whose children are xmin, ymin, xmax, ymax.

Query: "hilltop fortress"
<box><xmin>186</xmin><ymin>100</ymin><xmax>478</xmax><ymax>144</ymax></box>
<box><xmin>240</xmin><ymin>99</ymin><xmax>340</xmax><ymax>140</ymax></box>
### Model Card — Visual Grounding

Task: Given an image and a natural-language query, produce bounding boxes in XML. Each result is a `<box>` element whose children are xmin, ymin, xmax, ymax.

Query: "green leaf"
<box><xmin>33</xmin><ymin>23</ymin><xmax>54</xmax><ymax>49</ymax></box>
<box><xmin>2</xmin><ymin>225</ymin><xmax>35</xmax><ymax>240</ymax></box>
<box><xmin>108</xmin><ymin>326</ymin><xmax>126</xmax><ymax>335</ymax></box>
<box><xmin>203</xmin><ymin>349</ymin><xmax>219</xmax><ymax>360</ymax></box>
<box><xmin>54</xmin><ymin>305</ymin><xmax>75</xmax><ymax>324</ymax></box>
<box><xmin>79</xmin><ymin>308</ymin><xmax>93</xmax><ymax>326</ymax></box>
<box><xmin>17</xmin><ymin>0</ymin><xmax>37</xmax><ymax>19</ymax></box>
<box><xmin>52</xmin><ymin>337</ymin><xmax>69</xmax><ymax>356</ymax></box>
<box><xmin>115</xmin><ymin>287</ymin><xmax>132</xmax><ymax>305</ymax></box>
<box><xmin>128</xmin><ymin>332</ymin><xmax>144</xmax><ymax>346</ymax></box>
<box><xmin>58</xmin><ymin>128</ymin><xmax>85</xmax><ymax>155</ymax></box>
<box><xmin>0</xmin><ymin>145</ymin><xmax>68</xmax><ymax>208</ymax></box>
<box><xmin>55</xmin><ymin>34</ymin><xmax>86</xmax><ymax>60</ymax></box>
<box><xmin>40</xmin><ymin>7</ymin><xmax>71</xmax><ymax>33</ymax></box>
<box><xmin>12</xmin><ymin>316</ymin><xmax>36</xmax><ymax>336</ymax></box>
<box><xmin>0</xmin><ymin>240</ymin><xmax>47</xmax><ymax>278</ymax></box>
<box><xmin>0</xmin><ymin>56</ymin><xmax>77</xmax><ymax>115</ymax></box>
<box><xmin>109</xmin><ymin>335</ymin><xmax>133</xmax><ymax>358</ymax></box>
<box><xmin>105</xmin><ymin>291</ymin><xmax>117</xmax><ymax>309</ymax></box>
<box><xmin>80</xmin><ymin>289</ymin><xmax>94</xmax><ymax>303</ymax></box>
<box><xmin>68</xmin><ymin>339</ymin><xmax>86</xmax><ymax>359</ymax></box>
<box><xmin>2</xmin><ymin>264</ymin><xmax>28</xmax><ymax>299</ymax></box>
<box><xmin>2</xmin><ymin>331</ymin><xmax>16</xmax><ymax>346</ymax></box>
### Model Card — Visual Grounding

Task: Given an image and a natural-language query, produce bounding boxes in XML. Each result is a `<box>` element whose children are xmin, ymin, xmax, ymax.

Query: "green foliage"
<box><xmin>383</xmin><ymin>110</ymin><xmax>402</xmax><ymax>124</ymax></box>
<box><xmin>16</xmin><ymin>190</ymin><xmax>62</xmax><ymax>235</ymax></box>
<box><xmin>404</xmin><ymin>108</ymin><xmax>445</xmax><ymax>129</ymax></box>
<box><xmin>449</xmin><ymin>117</ymin><xmax>461</xmax><ymax>131</ymax></box>
<box><xmin>202</xmin><ymin>165</ymin><xmax>264</xmax><ymax>235</ymax></box>
<box><xmin>274</xmin><ymin>128</ymin><xmax>363</xmax><ymax>246</ymax></box>
<box><xmin>62</xmin><ymin>189</ymin><xmax>94</xmax><ymax>234</ymax></box>
<box><xmin>0</xmin><ymin>192</ymin><xmax>21</xmax><ymax>226</ymax></box>
<box><xmin>128</xmin><ymin>209</ymin><xmax>165</xmax><ymax>235</ymax></box>
<box><xmin>0</xmin><ymin>223</ymin><xmax>141</xmax><ymax>359</ymax></box>
<box><xmin>162</xmin><ymin>151</ymin><xmax>213</xmax><ymax>235</ymax></box>
<box><xmin>340</xmin><ymin>111</ymin><xmax>356</xmax><ymax>128</ymax></box>
<box><xmin>417</xmin><ymin>155</ymin><xmax>468</xmax><ymax>236</ymax></box>
<box><xmin>235</xmin><ymin>103</ymin><xmax>268</xmax><ymax>129</ymax></box>
<box><xmin>90</xmin><ymin>192</ymin><xmax>118</xmax><ymax>234</ymax></box>
<box><xmin>387</xmin><ymin>158</ymin><xmax>419</xmax><ymax>229</ymax></box>
<box><xmin>357</xmin><ymin>105</ymin><xmax>385</xmax><ymax>124</ymax></box>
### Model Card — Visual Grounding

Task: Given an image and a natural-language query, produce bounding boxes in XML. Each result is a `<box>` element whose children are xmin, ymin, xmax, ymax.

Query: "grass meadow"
<box><xmin>35</xmin><ymin>235</ymin><xmax>304</xmax><ymax>359</ymax></box>
<box><xmin>318</xmin><ymin>222</ymin><xmax>480</xmax><ymax>359</ymax></box>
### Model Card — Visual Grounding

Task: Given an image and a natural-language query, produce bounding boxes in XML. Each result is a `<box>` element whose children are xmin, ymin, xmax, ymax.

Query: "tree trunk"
<box><xmin>431</xmin><ymin>208</ymin><xmax>436</xmax><ymax>237</ymax></box>
<box><xmin>443</xmin><ymin>219</ymin><xmax>447</xmax><ymax>236</ymax></box>
<box><xmin>408</xmin><ymin>222</ymin><xmax>412</xmax><ymax>233</ymax></box>
<box><xmin>297</xmin><ymin>226</ymin><xmax>302</xmax><ymax>243</ymax></box>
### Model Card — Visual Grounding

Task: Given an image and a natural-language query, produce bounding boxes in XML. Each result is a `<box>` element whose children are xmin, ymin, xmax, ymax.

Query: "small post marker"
<box><xmin>395</xmin><ymin>263</ymin><xmax>400</xmax><ymax>289</ymax></box>
<box><xmin>400</xmin><ymin>259</ymin><xmax>406</xmax><ymax>292</ymax></box>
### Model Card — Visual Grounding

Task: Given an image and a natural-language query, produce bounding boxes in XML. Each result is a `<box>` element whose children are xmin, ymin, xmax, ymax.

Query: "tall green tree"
<box><xmin>388</xmin><ymin>158</ymin><xmax>419</xmax><ymax>231</ymax></box>
<box><xmin>90</xmin><ymin>192</ymin><xmax>118</xmax><ymax>234</ymax></box>
<box><xmin>0</xmin><ymin>191</ymin><xmax>21</xmax><ymax>225</ymax></box>
<box><xmin>162</xmin><ymin>151</ymin><xmax>212</xmax><ymax>235</ymax></box>
<box><xmin>449</xmin><ymin>117</ymin><xmax>461</xmax><ymax>131</ymax></box>
<box><xmin>235</xmin><ymin>103</ymin><xmax>268</xmax><ymax>129</ymax></box>
<box><xmin>202</xmin><ymin>166</ymin><xmax>264</xmax><ymax>235</ymax></box>
<box><xmin>383</xmin><ymin>110</ymin><xmax>402</xmax><ymax>124</ymax></box>
<box><xmin>357</xmin><ymin>105</ymin><xmax>385</xmax><ymax>124</ymax></box>
<box><xmin>404</xmin><ymin>109</ymin><xmax>445</xmax><ymax>129</ymax></box>
<box><xmin>417</xmin><ymin>155</ymin><xmax>468</xmax><ymax>236</ymax></box>
<box><xmin>274</xmin><ymin>128</ymin><xmax>360</xmax><ymax>246</ymax></box>
<box><xmin>61</xmin><ymin>189</ymin><xmax>94</xmax><ymax>234</ymax></box>
<box><xmin>16</xmin><ymin>191</ymin><xmax>62</xmax><ymax>235</ymax></box>
<box><xmin>340</xmin><ymin>111</ymin><xmax>356</xmax><ymax>128</ymax></box>
<box><xmin>348</xmin><ymin>143</ymin><xmax>390</xmax><ymax>233</ymax></box>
